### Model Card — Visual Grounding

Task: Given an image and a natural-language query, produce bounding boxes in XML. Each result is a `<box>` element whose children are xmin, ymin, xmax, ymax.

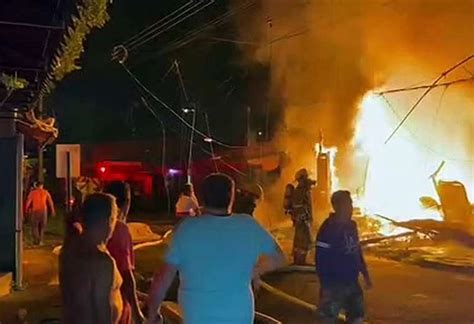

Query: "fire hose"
<box><xmin>132</xmin><ymin>229</ymin><xmax>173</xmax><ymax>251</ymax></box>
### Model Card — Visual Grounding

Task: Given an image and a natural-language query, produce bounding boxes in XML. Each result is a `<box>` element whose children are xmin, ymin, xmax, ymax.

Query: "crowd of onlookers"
<box><xmin>26</xmin><ymin>173</ymin><xmax>371</xmax><ymax>324</ymax></box>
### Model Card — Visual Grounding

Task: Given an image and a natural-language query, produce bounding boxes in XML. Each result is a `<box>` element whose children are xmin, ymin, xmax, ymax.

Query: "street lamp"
<box><xmin>182</xmin><ymin>107</ymin><xmax>196</xmax><ymax>184</ymax></box>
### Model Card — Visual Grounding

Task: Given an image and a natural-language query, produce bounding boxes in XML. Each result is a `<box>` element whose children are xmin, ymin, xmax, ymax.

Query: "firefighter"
<box><xmin>284</xmin><ymin>168</ymin><xmax>316</xmax><ymax>265</ymax></box>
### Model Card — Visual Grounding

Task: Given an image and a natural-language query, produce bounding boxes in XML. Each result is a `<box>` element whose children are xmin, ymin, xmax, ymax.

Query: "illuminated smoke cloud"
<box><xmin>234</xmin><ymin>0</ymin><xmax>474</xmax><ymax>187</ymax></box>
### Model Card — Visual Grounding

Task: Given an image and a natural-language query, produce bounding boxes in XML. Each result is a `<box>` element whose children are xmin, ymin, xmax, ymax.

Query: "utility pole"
<box><xmin>37</xmin><ymin>95</ymin><xmax>44</xmax><ymax>183</ymax></box>
<box><xmin>186</xmin><ymin>108</ymin><xmax>196</xmax><ymax>184</ymax></box>
<box><xmin>247</xmin><ymin>106</ymin><xmax>251</xmax><ymax>147</ymax></box>
<box><xmin>174</xmin><ymin>60</ymin><xmax>195</xmax><ymax>184</ymax></box>
<box><xmin>204</xmin><ymin>112</ymin><xmax>219</xmax><ymax>172</ymax></box>
<box><xmin>265</xmin><ymin>16</ymin><xmax>273</xmax><ymax>141</ymax></box>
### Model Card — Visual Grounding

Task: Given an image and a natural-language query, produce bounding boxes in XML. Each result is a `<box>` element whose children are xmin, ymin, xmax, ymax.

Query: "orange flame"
<box><xmin>355</xmin><ymin>92</ymin><xmax>447</xmax><ymax>222</ymax></box>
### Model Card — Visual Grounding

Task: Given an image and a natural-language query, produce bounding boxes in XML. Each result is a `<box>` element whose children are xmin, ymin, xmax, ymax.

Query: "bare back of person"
<box><xmin>59</xmin><ymin>237</ymin><xmax>123</xmax><ymax>324</ymax></box>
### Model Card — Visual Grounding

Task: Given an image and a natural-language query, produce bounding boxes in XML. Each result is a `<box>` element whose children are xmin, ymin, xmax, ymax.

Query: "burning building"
<box><xmin>234</xmin><ymin>0</ymin><xmax>474</xmax><ymax>232</ymax></box>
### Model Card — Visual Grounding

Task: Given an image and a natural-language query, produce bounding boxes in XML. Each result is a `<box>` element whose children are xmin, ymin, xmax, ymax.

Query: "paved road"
<box><xmin>3</xmin><ymin>229</ymin><xmax>472</xmax><ymax>324</ymax></box>
<box><xmin>257</xmin><ymin>257</ymin><xmax>474</xmax><ymax>324</ymax></box>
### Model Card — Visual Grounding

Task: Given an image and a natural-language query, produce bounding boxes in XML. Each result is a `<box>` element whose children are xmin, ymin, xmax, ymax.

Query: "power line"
<box><xmin>206</xmin><ymin>28</ymin><xmax>308</xmax><ymax>47</ymax></box>
<box><xmin>120</xmin><ymin>1</ymin><xmax>195</xmax><ymax>47</ymax></box>
<box><xmin>120</xmin><ymin>63</ymin><xmax>248</xmax><ymax>149</ymax></box>
<box><xmin>126</xmin><ymin>0</ymin><xmax>209</xmax><ymax>49</ymax></box>
<box><xmin>155</xmin><ymin>0</ymin><xmax>256</xmax><ymax>57</ymax></box>
<box><xmin>112</xmin><ymin>0</ymin><xmax>216</xmax><ymax>60</ymax></box>
<box><xmin>384</xmin><ymin>54</ymin><xmax>474</xmax><ymax>144</ymax></box>
<box><xmin>126</xmin><ymin>0</ymin><xmax>256</xmax><ymax>68</ymax></box>
<box><xmin>140</xmin><ymin>96</ymin><xmax>248</xmax><ymax>177</ymax></box>
<box><xmin>197</xmin><ymin>145</ymin><xmax>247</xmax><ymax>177</ymax></box>
<box><xmin>128</xmin><ymin>0</ymin><xmax>215</xmax><ymax>52</ymax></box>
<box><xmin>140</xmin><ymin>96</ymin><xmax>171</xmax><ymax>216</ymax></box>
<box><xmin>380</xmin><ymin>94</ymin><xmax>474</xmax><ymax>163</ymax></box>
<box><xmin>376</xmin><ymin>76</ymin><xmax>474</xmax><ymax>95</ymax></box>
<box><xmin>207</xmin><ymin>36</ymin><xmax>259</xmax><ymax>46</ymax></box>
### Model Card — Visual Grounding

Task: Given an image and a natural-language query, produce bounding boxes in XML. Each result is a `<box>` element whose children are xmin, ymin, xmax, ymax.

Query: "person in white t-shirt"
<box><xmin>175</xmin><ymin>183</ymin><xmax>200</xmax><ymax>218</ymax></box>
<box><xmin>147</xmin><ymin>173</ymin><xmax>286</xmax><ymax>324</ymax></box>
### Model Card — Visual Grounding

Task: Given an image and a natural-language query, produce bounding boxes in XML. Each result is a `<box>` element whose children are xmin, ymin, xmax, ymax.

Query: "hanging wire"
<box><xmin>124</xmin><ymin>0</ymin><xmax>208</xmax><ymax>49</ymax></box>
<box><xmin>423</xmin><ymin>84</ymin><xmax>448</xmax><ymax>172</ymax></box>
<box><xmin>140</xmin><ymin>96</ymin><xmax>171</xmax><ymax>216</ymax></box>
<box><xmin>380</xmin><ymin>94</ymin><xmax>474</xmax><ymax>163</ymax></box>
<box><xmin>376</xmin><ymin>76</ymin><xmax>474</xmax><ymax>95</ymax></box>
<box><xmin>120</xmin><ymin>63</ymin><xmax>248</xmax><ymax>149</ymax></box>
<box><xmin>155</xmin><ymin>0</ymin><xmax>256</xmax><ymax>57</ymax></box>
<box><xmin>120</xmin><ymin>1</ymin><xmax>195</xmax><ymax>47</ymax></box>
<box><xmin>125</xmin><ymin>0</ymin><xmax>256</xmax><ymax>68</ymax></box>
<box><xmin>384</xmin><ymin>54</ymin><xmax>474</xmax><ymax>144</ymax></box>
<box><xmin>197</xmin><ymin>145</ymin><xmax>248</xmax><ymax>177</ymax></box>
<box><xmin>112</xmin><ymin>0</ymin><xmax>216</xmax><ymax>61</ymax></box>
<box><xmin>139</xmin><ymin>97</ymin><xmax>248</xmax><ymax>178</ymax></box>
<box><xmin>127</xmin><ymin>0</ymin><xmax>215</xmax><ymax>52</ymax></box>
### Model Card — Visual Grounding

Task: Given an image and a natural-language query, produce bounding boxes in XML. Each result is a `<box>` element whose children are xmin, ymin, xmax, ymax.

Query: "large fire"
<box><xmin>238</xmin><ymin>1</ymin><xmax>474</xmax><ymax>233</ymax></box>
<box><xmin>353</xmin><ymin>92</ymin><xmax>472</xmax><ymax>223</ymax></box>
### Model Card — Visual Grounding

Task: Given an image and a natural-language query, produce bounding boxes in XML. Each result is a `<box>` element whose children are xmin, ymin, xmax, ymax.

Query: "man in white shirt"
<box><xmin>175</xmin><ymin>183</ymin><xmax>200</xmax><ymax>218</ymax></box>
<box><xmin>147</xmin><ymin>173</ymin><xmax>286</xmax><ymax>323</ymax></box>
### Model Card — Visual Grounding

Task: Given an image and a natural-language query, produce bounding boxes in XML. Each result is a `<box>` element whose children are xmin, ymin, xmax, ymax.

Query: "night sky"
<box><xmin>49</xmin><ymin>0</ymin><xmax>274</xmax><ymax>146</ymax></box>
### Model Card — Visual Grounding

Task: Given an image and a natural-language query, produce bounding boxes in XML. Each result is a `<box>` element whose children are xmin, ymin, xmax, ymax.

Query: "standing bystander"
<box><xmin>59</xmin><ymin>193</ymin><xmax>123</xmax><ymax>324</ymax></box>
<box><xmin>175</xmin><ymin>183</ymin><xmax>200</xmax><ymax>218</ymax></box>
<box><xmin>104</xmin><ymin>181</ymin><xmax>145</xmax><ymax>324</ymax></box>
<box><xmin>147</xmin><ymin>173</ymin><xmax>286</xmax><ymax>324</ymax></box>
<box><xmin>315</xmin><ymin>190</ymin><xmax>372</xmax><ymax>324</ymax></box>
<box><xmin>25</xmin><ymin>181</ymin><xmax>56</xmax><ymax>245</ymax></box>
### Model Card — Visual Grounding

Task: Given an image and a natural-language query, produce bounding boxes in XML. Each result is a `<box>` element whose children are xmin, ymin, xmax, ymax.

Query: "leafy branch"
<box><xmin>0</xmin><ymin>73</ymin><xmax>29</xmax><ymax>107</ymax></box>
<box><xmin>1</xmin><ymin>73</ymin><xmax>29</xmax><ymax>91</ymax></box>
<box><xmin>51</xmin><ymin>0</ymin><xmax>111</xmax><ymax>83</ymax></box>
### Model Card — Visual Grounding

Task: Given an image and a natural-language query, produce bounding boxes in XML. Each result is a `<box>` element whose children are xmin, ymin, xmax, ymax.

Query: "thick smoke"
<box><xmin>236</xmin><ymin>0</ymin><xmax>474</xmax><ymax>183</ymax></box>
<box><xmin>234</xmin><ymin>0</ymin><xmax>474</xmax><ymax>226</ymax></box>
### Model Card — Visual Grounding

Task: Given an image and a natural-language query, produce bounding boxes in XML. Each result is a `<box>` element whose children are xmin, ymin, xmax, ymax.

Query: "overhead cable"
<box><xmin>139</xmin><ymin>97</ymin><xmax>248</xmax><ymax>177</ymax></box>
<box><xmin>156</xmin><ymin>0</ymin><xmax>256</xmax><ymax>56</ymax></box>
<box><xmin>120</xmin><ymin>63</ymin><xmax>248</xmax><ymax>149</ymax></box>
<box><xmin>380</xmin><ymin>94</ymin><xmax>474</xmax><ymax>163</ymax></box>
<box><xmin>376</xmin><ymin>76</ymin><xmax>474</xmax><ymax>95</ymax></box>
<box><xmin>128</xmin><ymin>0</ymin><xmax>215</xmax><ymax>52</ymax></box>
<box><xmin>120</xmin><ymin>1</ymin><xmax>195</xmax><ymax>47</ymax></box>
<box><xmin>384</xmin><ymin>54</ymin><xmax>474</xmax><ymax>144</ymax></box>
<box><xmin>140</xmin><ymin>96</ymin><xmax>171</xmax><ymax>216</ymax></box>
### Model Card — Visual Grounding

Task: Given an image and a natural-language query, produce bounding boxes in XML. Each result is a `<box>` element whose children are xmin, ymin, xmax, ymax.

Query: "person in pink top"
<box><xmin>25</xmin><ymin>181</ymin><xmax>56</xmax><ymax>245</ymax></box>
<box><xmin>104</xmin><ymin>181</ymin><xmax>145</xmax><ymax>324</ymax></box>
